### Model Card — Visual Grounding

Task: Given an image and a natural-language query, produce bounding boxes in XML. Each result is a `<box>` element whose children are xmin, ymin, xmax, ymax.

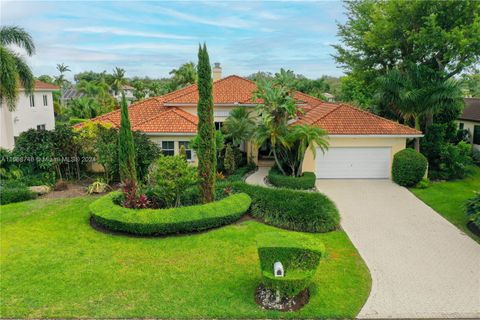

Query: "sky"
<box><xmin>1</xmin><ymin>0</ymin><xmax>348</xmax><ymax>80</ymax></box>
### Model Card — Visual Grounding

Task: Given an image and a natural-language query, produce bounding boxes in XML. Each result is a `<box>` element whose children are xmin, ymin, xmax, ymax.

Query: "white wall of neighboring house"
<box><xmin>0</xmin><ymin>90</ymin><xmax>56</xmax><ymax>149</ymax></box>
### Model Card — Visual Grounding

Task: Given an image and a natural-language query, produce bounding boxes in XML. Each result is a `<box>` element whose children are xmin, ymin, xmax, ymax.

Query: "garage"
<box><xmin>315</xmin><ymin>147</ymin><xmax>391</xmax><ymax>179</ymax></box>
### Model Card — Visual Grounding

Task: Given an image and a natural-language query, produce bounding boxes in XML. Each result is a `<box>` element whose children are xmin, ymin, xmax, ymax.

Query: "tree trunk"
<box><xmin>272</xmin><ymin>147</ymin><xmax>286</xmax><ymax>175</ymax></box>
<box><xmin>414</xmin><ymin>117</ymin><xmax>421</xmax><ymax>152</ymax></box>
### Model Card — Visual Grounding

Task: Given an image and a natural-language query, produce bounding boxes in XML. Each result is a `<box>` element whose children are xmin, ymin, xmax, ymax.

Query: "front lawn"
<box><xmin>411</xmin><ymin>166</ymin><xmax>480</xmax><ymax>243</ymax></box>
<box><xmin>0</xmin><ymin>196</ymin><xmax>370</xmax><ymax>318</ymax></box>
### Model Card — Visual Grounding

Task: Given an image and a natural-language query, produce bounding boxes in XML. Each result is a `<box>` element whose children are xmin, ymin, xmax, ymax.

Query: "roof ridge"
<box><xmin>309</xmin><ymin>104</ymin><xmax>342</xmax><ymax>124</ymax></box>
<box><xmin>338</xmin><ymin>104</ymin><xmax>421</xmax><ymax>133</ymax></box>
<box><xmin>170</xmin><ymin>107</ymin><xmax>198</xmax><ymax>124</ymax></box>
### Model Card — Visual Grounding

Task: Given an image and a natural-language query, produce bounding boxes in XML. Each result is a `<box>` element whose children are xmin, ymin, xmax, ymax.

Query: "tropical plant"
<box><xmin>54</xmin><ymin>63</ymin><xmax>70</xmax><ymax>88</ymax></box>
<box><xmin>196</xmin><ymin>44</ymin><xmax>216</xmax><ymax>203</ymax></box>
<box><xmin>86</xmin><ymin>178</ymin><xmax>110</xmax><ymax>194</ymax></box>
<box><xmin>169</xmin><ymin>62</ymin><xmax>197</xmax><ymax>90</ymax></box>
<box><xmin>222</xmin><ymin>107</ymin><xmax>255</xmax><ymax>147</ymax></box>
<box><xmin>465</xmin><ymin>192</ymin><xmax>480</xmax><ymax>228</ymax></box>
<box><xmin>117</xmin><ymin>94</ymin><xmax>137</xmax><ymax>185</ymax></box>
<box><xmin>112</xmin><ymin>67</ymin><xmax>127</xmax><ymax>95</ymax></box>
<box><xmin>0</xmin><ymin>26</ymin><xmax>35</xmax><ymax>111</ymax></box>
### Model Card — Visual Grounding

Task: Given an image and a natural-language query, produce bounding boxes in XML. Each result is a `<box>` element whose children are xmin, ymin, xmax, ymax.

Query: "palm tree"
<box><xmin>0</xmin><ymin>26</ymin><xmax>35</xmax><ymax>111</ymax></box>
<box><xmin>54</xmin><ymin>63</ymin><xmax>70</xmax><ymax>88</ymax></box>
<box><xmin>112</xmin><ymin>67</ymin><xmax>127</xmax><ymax>95</ymax></box>
<box><xmin>222</xmin><ymin>107</ymin><xmax>255</xmax><ymax>147</ymax></box>
<box><xmin>169</xmin><ymin>62</ymin><xmax>197</xmax><ymax>89</ymax></box>
<box><xmin>288</xmin><ymin>125</ymin><xmax>329</xmax><ymax>176</ymax></box>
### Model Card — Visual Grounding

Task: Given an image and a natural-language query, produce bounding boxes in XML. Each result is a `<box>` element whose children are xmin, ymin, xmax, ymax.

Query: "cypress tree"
<box><xmin>118</xmin><ymin>93</ymin><xmax>137</xmax><ymax>184</ymax></box>
<box><xmin>196</xmin><ymin>44</ymin><xmax>216</xmax><ymax>203</ymax></box>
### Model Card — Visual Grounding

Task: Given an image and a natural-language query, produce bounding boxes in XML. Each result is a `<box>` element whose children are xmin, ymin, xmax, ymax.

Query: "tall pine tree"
<box><xmin>118</xmin><ymin>93</ymin><xmax>137</xmax><ymax>184</ymax></box>
<box><xmin>196</xmin><ymin>44</ymin><xmax>216</xmax><ymax>203</ymax></box>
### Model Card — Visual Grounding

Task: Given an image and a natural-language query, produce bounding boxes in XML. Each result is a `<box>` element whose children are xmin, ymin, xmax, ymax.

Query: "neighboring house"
<box><xmin>112</xmin><ymin>85</ymin><xmax>135</xmax><ymax>104</ymax></box>
<box><xmin>323</xmin><ymin>92</ymin><xmax>335</xmax><ymax>102</ymax></box>
<box><xmin>61</xmin><ymin>88</ymin><xmax>85</xmax><ymax>105</ymax></box>
<box><xmin>1</xmin><ymin>80</ymin><xmax>59</xmax><ymax>150</ymax></box>
<box><xmin>457</xmin><ymin>98</ymin><xmax>480</xmax><ymax>149</ymax></box>
<box><xmin>84</xmin><ymin>68</ymin><xmax>421</xmax><ymax>179</ymax></box>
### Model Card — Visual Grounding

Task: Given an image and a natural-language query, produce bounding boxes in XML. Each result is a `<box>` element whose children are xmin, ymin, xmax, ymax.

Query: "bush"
<box><xmin>267</xmin><ymin>168</ymin><xmax>316</xmax><ymax>190</ymax></box>
<box><xmin>146</xmin><ymin>155</ymin><xmax>197</xmax><ymax>207</ymax></box>
<box><xmin>227</xmin><ymin>182</ymin><xmax>339</xmax><ymax>233</ymax></box>
<box><xmin>437</xmin><ymin>141</ymin><xmax>472</xmax><ymax>180</ymax></box>
<box><xmin>225</xmin><ymin>163</ymin><xmax>256</xmax><ymax>182</ymax></box>
<box><xmin>224</xmin><ymin>144</ymin><xmax>235</xmax><ymax>175</ymax></box>
<box><xmin>466</xmin><ymin>192</ymin><xmax>480</xmax><ymax>228</ymax></box>
<box><xmin>256</xmin><ymin>232</ymin><xmax>324</xmax><ymax>298</ymax></box>
<box><xmin>392</xmin><ymin>148</ymin><xmax>428</xmax><ymax>187</ymax></box>
<box><xmin>0</xmin><ymin>183</ymin><xmax>37</xmax><ymax>205</ymax></box>
<box><xmin>414</xmin><ymin>178</ymin><xmax>430</xmax><ymax>189</ymax></box>
<box><xmin>90</xmin><ymin>192</ymin><xmax>251</xmax><ymax>236</ymax></box>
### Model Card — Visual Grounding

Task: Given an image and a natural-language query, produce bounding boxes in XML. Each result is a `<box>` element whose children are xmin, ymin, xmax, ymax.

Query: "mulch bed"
<box><xmin>467</xmin><ymin>221</ymin><xmax>480</xmax><ymax>237</ymax></box>
<box><xmin>255</xmin><ymin>285</ymin><xmax>310</xmax><ymax>312</ymax></box>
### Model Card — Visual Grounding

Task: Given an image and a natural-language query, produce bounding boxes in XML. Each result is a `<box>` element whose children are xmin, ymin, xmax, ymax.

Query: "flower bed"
<box><xmin>90</xmin><ymin>192</ymin><xmax>251</xmax><ymax>236</ymax></box>
<box><xmin>267</xmin><ymin>168</ymin><xmax>316</xmax><ymax>190</ymax></box>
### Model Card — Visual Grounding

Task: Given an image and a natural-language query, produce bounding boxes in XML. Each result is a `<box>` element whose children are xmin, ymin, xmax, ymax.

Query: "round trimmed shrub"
<box><xmin>227</xmin><ymin>182</ymin><xmax>340</xmax><ymax>233</ymax></box>
<box><xmin>392</xmin><ymin>149</ymin><xmax>428</xmax><ymax>187</ymax></box>
<box><xmin>257</xmin><ymin>232</ymin><xmax>324</xmax><ymax>298</ymax></box>
<box><xmin>267</xmin><ymin>168</ymin><xmax>316</xmax><ymax>190</ymax></box>
<box><xmin>90</xmin><ymin>192</ymin><xmax>251</xmax><ymax>236</ymax></box>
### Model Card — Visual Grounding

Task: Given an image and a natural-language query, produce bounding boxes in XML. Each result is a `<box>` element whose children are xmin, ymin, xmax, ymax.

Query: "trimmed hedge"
<box><xmin>257</xmin><ymin>232</ymin><xmax>324</xmax><ymax>298</ymax></box>
<box><xmin>0</xmin><ymin>186</ymin><xmax>37</xmax><ymax>205</ymax></box>
<box><xmin>392</xmin><ymin>148</ymin><xmax>428</xmax><ymax>187</ymax></box>
<box><xmin>267</xmin><ymin>168</ymin><xmax>316</xmax><ymax>190</ymax></box>
<box><xmin>90</xmin><ymin>192</ymin><xmax>251</xmax><ymax>236</ymax></box>
<box><xmin>227</xmin><ymin>182</ymin><xmax>339</xmax><ymax>233</ymax></box>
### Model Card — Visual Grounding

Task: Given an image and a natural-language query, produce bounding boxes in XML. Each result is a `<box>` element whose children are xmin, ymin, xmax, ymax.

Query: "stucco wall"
<box><xmin>0</xmin><ymin>90</ymin><xmax>55</xmax><ymax>149</ymax></box>
<box><xmin>301</xmin><ymin>136</ymin><xmax>407</xmax><ymax>178</ymax></box>
<box><xmin>147</xmin><ymin>135</ymin><xmax>198</xmax><ymax>164</ymax></box>
<box><xmin>178</xmin><ymin>105</ymin><xmax>255</xmax><ymax>122</ymax></box>
<box><xmin>456</xmin><ymin>120</ymin><xmax>479</xmax><ymax>146</ymax></box>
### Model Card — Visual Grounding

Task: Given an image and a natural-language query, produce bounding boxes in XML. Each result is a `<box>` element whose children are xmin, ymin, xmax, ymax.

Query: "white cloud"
<box><xmin>65</xmin><ymin>27</ymin><xmax>194</xmax><ymax>40</ymax></box>
<box><xmin>157</xmin><ymin>7</ymin><xmax>252</xmax><ymax>29</ymax></box>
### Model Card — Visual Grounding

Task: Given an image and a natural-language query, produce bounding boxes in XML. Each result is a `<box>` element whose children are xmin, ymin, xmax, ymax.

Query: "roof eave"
<box><xmin>329</xmin><ymin>134</ymin><xmax>424</xmax><ymax>138</ymax></box>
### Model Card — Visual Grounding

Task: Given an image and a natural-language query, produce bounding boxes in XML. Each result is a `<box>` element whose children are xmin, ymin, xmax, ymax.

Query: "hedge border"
<box><xmin>267</xmin><ymin>168</ymin><xmax>316</xmax><ymax>190</ymax></box>
<box><xmin>90</xmin><ymin>192</ymin><xmax>251</xmax><ymax>236</ymax></box>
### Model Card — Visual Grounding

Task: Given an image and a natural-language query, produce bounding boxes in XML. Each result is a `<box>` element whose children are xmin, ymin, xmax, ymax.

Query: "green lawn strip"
<box><xmin>410</xmin><ymin>166</ymin><xmax>480</xmax><ymax>243</ymax></box>
<box><xmin>1</xmin><ymin>196</ymin><xmax>370</xmax><ymax>318</ymax></box>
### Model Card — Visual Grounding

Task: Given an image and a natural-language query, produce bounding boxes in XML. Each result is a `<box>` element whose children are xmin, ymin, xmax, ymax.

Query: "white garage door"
<box><xmin>316</xmin><ymin>147</ymin><xmax>391</xmax><ymax>179</ymax></box>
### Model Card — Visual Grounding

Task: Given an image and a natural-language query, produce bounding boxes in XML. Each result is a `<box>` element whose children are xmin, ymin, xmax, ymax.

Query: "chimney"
<box><xmin>212</xmin><ymin>62</ymin><xmax>222</xmax><ymax>81</ymax></box>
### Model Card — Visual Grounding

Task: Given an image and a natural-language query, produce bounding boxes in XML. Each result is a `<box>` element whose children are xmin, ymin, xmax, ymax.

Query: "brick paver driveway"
<box><xmin>316</xmin><ymin>179</ymin><xmax>480</xmax><ymax>319</ymax></box>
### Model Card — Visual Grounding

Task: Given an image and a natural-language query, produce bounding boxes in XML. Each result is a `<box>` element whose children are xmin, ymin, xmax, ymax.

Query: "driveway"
<box><xmin>315</xmin><ymin>180</ymin><xmax>480</xmax><ymax>319</ymax></box>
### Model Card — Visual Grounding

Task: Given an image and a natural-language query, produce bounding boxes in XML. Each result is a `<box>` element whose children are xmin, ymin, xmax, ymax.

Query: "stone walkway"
<box><xmin>244</xmin><ymin>167</ymin><xmax>269</xmax><ymax>187</ymax></box>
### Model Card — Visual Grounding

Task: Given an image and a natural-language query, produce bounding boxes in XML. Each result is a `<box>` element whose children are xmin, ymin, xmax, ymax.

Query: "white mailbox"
<box><xmin>274</xmin><ymin>261</ymin><xmax>284</xmax><ymax>277</ymax></box>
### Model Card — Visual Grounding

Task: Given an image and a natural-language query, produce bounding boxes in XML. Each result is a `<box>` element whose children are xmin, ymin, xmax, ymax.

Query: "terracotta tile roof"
<box><xmin>82</xmin><ymin>74</ymin><xmax>422</xmax><ymax>136</ymax></box>
<box><xmin>135</xmin><ymin>108</ymin><xmax>197</xmax><ymax>133</ymax></box>
<box><xmin>460</xmin><ymin>98</ymin><xmax>480</xmax><ymax>122</ymax></box>
<box><xmin>20</xmin><ymin>80</ymin><xmax>60</xmax><ymax>90</ymax></box>
<box><xmin>295</xmin><ymin>104</ymin><xmax>422</xmax><ymax>135</ymax></box>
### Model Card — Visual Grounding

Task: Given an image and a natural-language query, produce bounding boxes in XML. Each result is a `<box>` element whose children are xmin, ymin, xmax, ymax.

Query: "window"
<box><xmin>37</xmin><ymin>124</ymin><xmax>46</xmax><ymax>131</ymax></box>
<box><xmin>215</xmin><ymin>121</ymin><xmax>223</xmax><ymax>130</ymax></box>
<box><xmin>161</xmin><ymin>141</ymin><xmax>174</xmax><ymax>156</ymax></box>
<box><xmin>43</xmin><ymin>94</ymin><xmax>48</xmax><ymax>106</ymax></box>
<box><xmin>179</xmin><ymin>141</ymin><xmax>193</xmax><ymax>160</ymax></box>
<box><xmin>474</xmin><ymin>126</ymin><xmax>480</xmax><ymax>145</ymax></box>
<box><xmin>29</xmin><ymin>95</ymin><xmax>35</xmax><ymax>107</ymax></box>
<box><xmin>459</xmin><ymin>122</ymin><xmax>464</xmax><ymax>130</ymax></box>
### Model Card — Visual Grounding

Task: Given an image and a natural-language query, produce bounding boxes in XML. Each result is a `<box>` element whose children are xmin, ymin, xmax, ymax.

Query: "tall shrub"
<box><xmin>196</xmin><ymin>44</ymin><xmax>216</xmax><ymax>203</ymax></box>
<box><xmin>118</xmin><ymin>94</ymin><xmax>137</xmax><ymax>184</ymax></box>
<box><xmin>224</xmin><ymin>144</ymin><xmax>235</xmax><ymax>175</ymax></box>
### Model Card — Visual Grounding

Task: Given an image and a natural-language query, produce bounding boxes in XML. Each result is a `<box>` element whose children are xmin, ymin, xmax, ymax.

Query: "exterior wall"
<box><xmin>147</xmin><ymin>135</ymin><xmax>198</xmax><ymax>165</ymax></box>
<box><xmin>0</xmin><ymin>90</ymin><xmax>56</xmax><ymax>149</ymax></box>
<box><xmin>456</xmin><ymin>119</ymin><xmax>479</xmax><ymax>148</ymax></box>
<box><xmin>178</xmin><ymin>105</ymin><xmax>255</xmax><ymax>122</ymax></box>
<box><xmin>301</xmin><ymin>136</ymin><xmax>407</xmax><ymax>178</ymax></box>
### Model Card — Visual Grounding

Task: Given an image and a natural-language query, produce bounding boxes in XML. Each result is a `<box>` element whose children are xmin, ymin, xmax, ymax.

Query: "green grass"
<box><xmin>411</xmin><ymin>166</ymin><xmax>480</xmax><ymax>243</ymax></box>
<box><xmin>1</xmin><ymin>196</ymin><xmax>370</xmax><ymax>318</ymax></box>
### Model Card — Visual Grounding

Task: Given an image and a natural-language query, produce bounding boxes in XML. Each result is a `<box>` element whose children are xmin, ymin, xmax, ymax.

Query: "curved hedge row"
<box><xmin>90</xmin><ymin>192</ymin><xmax>252</xmax><ymax>236</ymax></box>
<box><xmin>267</xmin><ymin>168</ymin><xmax>316</xmax><ymax>190</ymax></box>
<box><xmin>228</xmin><ymin>182</ymin><xmax>340</xmax><ymax>233</ymax></box>
<box><xmin>257</xmin><ymin>232</ymin><xmax>324</xmax><ymax>298</ymax></box>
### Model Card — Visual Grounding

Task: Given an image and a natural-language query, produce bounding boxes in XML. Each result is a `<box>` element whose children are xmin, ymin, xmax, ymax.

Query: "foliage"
<box><xmin>86</xmin><ymin>179</ymin><xmax>110</xmax><ymax>194</ymax></box>
<box><xmin>222</xmin><ymin>107</ymin><xmax>255</xmax><ymax>147</ymax></box>
<box><xmin>112</xmin><ymin>67</ymin><xmax>127</xmax><ymax>95</ymax></box>
<box><xmin>90</xmin><ymin>192</ymin><xmax>251</xmax><ymax>236</ymax></box>
<box><xmin>465</xmin><ymin>192</ymin><xmax>480</xmax><ymax>228</ymax></box>
<box><xmin>223</xmin><ymin>144</ymin><xmax>235</xmax><ymax>175</ymax></box>
<box><xmin>196</xmin><ymin>44</ymin><xmax>216</xmax><ymax>203</ymax></box>
<box><xmin>225</xmin><ymin>163</ymin><xmax>256</xmax><ymax>182</ymax></box>
<box><xmin>0</xmin><ymin>183</ymin><xmax>37</xmax><ymax>205</ymax></box>
<box><xmin>54</xmin><ymin>63</ymin><xmax>71</xmax><ymax>89</ymax></box>
<box><xmin>118</xmin><ymin>94</ymin><xmax>137</xmax><ymax>184</ymax></box>
<box><xmin>337</xmin><ymin>75</ymin><xmax>374</xmax><ymax>109</ymax></box>
<box><xmin>146</xmin><ymin>155</ymin><xmax>197</xmax><ymax>208</ymax></box>
<box><xmin>268</xmin><ymin>168</ymin><xmax>316</xmax><ymax>190</ymax></box>
<box><xmin>169</xmin><ymin>62</ymin><xmax>197</xmax><ymax>90</ymax></box>
<box><xmin>0</xmin><ymin>26</ymin><xmax>35</xmax><ymax>111</ymax></box>
<box><xmin>437</xmin><ymin>141</ymin><xmax>472</xmax><ymax>180</ymax></box>
<box><xmin>415</xmin><ymin>178</ymin><xmax>430</xmax><ymax>190</ymax></box>
<box><xmin>392</xmin><ymin>149</ymin><xmax>428</xmax><ymax>187</ymax></box>
<box><xmin>460</xmin><ymin>69</ymin><xmax>480</xmax><ymax>98</ymax></box>
<box><xmin>257</xmin><ymin>232</ymin><xmax>324</xmax><ymax>298</ymax></box>
<box><xmin>121</xmin><ymin>180</ymin><xmax>150</xmax><ymax>209</ymax></box>
<box><xmin>227</xmin><ymin>182</ymin><xmax>340</xmax><ymax>233</ymax></box>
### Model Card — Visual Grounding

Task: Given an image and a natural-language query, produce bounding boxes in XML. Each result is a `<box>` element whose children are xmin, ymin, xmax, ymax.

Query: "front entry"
<box><xmin>258</xmin><ymin>140</ymin><xmax>274</xmax><ymax>160</ymax></box>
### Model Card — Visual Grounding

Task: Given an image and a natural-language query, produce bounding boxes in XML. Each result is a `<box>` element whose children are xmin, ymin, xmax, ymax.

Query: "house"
<box><xmin>61</xmin><ymin>87</ymin><xmax>85</xmax><ymax>105</ymax></box>
<box><xmin>112</xmin><ymin>85</ymin><xmax>135</xmax><ymax>104</ymax></box>
<box><xmin>1</xmin><ymin>80</ymin><xmax>59</xmax><ymax>150</ymax></box>
<box><xmin>323</xmin><ymin>92</ymin><xmax>335</xmax><ymax>102</ymax></box>
<box><xmin>457</xmin><ymin>98</ymin><xmax>480</xmax><ymax>149</ymax></box>
<box><xmin>85</xmin><ymin>66</ymin><xmax>422</xmax><ymax>179</ymax></box>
